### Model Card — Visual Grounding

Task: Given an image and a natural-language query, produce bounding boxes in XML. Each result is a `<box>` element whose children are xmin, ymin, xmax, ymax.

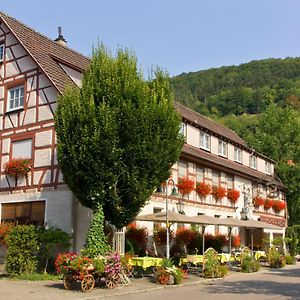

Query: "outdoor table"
<box><xmin>128</xmin><ymin>257</ymin><xmax>163</xmax><ymax>270</ymax></box>
<box><xmin>218</xmin><ymin>253</ymin><xmax>231</xmax><ymax>264</ymax></box>
<box><xmin>179</xmin><ymin>255</ymin><xmax>203</xmax><ymax>266</ymax></box>
<box><xmin>254</xmin><ymin>251</ymin><xmax>266</xmax><ymax>260</ymax></box>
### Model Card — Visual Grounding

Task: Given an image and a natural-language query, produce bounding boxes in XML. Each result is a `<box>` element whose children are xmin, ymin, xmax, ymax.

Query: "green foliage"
<box><xmin>269</xmin><ymin>246</ymin><xmax>286</xmax><ymax>268</ymax></box>
<box><xmin>55</xmin><ymin>45</ymin><xmax>184</xmax><ymax>228</ymax></box>
<box><xmin>11</xmin><ymin>273</ymin><xmax>60</xmax><ymax>281</ymax></box>
<box><xmin>161</xmin><ymin>258</ymin><xmax>173</xmax><ymax>268</ymax></box>
<box><xmin>82</xmin><ymin>205</ymin><xmax>111</xmax><ymax>257</ymax></box>
<box><xmin>125</xmin><ymin>225</ymin><xmax>148</xmax><ymax>256</ymax></box>
<box><xmin>241</xmin><ymin>255</ymin><xmax>260</xmax><ymax>273</ymax></box>
<box><xmin>5</xmin><ymin>225</ymin><xmax>39</xmax><ymax>275</ymax></box>
<box><xmin>286</xmin><ymin>225</ymin><xmax>300</xmax><ymax>256</ymax></box>
<box><xmin>170</xmin><ymin>57</ymin><xmax>300</xmax><ymax>117</ymax></box>
<box><xmin>285</xmin><ymin>255</ymin><xmax>296</xmax><ymax>265</ymax></box>
<box><xmin>37</xmin><ymin>226</ymin><xmax>71</xmax><ymax>273</ymax></box>
<box><xmin>203</xmin><ymin>248</ymin><xmax>221</xmax><ymax>278</ymax></box>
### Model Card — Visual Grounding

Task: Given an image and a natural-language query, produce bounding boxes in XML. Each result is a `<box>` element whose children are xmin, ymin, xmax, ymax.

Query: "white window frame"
<box><xmin>200</xmin><ymin>131</ymin><xmax>210</xmax><ymax>151</ymax></box>
<box><xmin>8</xmin><ymin>85</ymin><xmax>25</xmax><ymax>112</ymax></box>
<box><xmin>180</xmin><ymin>123</ymin><xmax>187</xmax><ymax>139</ymax></box>
<box><xmin>0</xmin><ymin>43</ymin><xmax>4</xmax><ymax>62</ymax></box>
<box><xmin>234</xmin><ymin>147</ymin><xmax>242</xmax><ymax>163</ymax></box>
<box><xmin>265</xmin><ymin>161</ymin><xmax>272</xmax><ymax>174</ymax></box>
<box><xmin>218</xmin><ymin>140</ymin><xmax>227</xmax><ymax>157</ymax></box>
<box><xmin>249</xmin><ymin>155</ymin><xmax>257</xmax><ymax>169</ymax></box>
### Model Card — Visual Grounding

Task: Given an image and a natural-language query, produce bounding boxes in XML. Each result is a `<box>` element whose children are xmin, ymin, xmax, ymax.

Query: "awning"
<box><xmin>136</xmin><ymin>211</ymin><xmax>195</xmax><ymax>224</ymax></box>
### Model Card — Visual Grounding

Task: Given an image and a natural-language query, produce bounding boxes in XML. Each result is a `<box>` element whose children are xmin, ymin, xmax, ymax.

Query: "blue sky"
<box><xmin>2</xmin><ymin>1</ymin><xmax>300</xmax><ymax>76</ymax></box>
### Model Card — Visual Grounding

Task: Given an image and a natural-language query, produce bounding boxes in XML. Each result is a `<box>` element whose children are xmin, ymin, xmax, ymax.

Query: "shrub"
<box><xmin>155</xmin><ymin>267</ymin><xmax>170</xmax><ymax>284</ymax></box>
<box><xmin>205</xmin><ymin>234</ymin><xmax>228</xmax><ymax>252</ymax></box>
<box><xmin>203</xmin><ymin>248</ymin><xmax>221</xmax><ymax>278</ymax></box>
<box><xmin>241</xmin><ymin>255</ymin><xmax>260</xmax><ymax>272</ymax></box>
<box><xmin>175</xmin><ymin>228</ymin><xmax>196</xmax><ymax>245</ymax></box>
<box><xmin>5</xmin><ymin>225</ymin><xmax>39</xmax><ymax>275</ymax></box>
<box><xmin>269</xmin><ymin>246</ymin><xmax>286</xmax><ymax>268</ymax></box>
<box><xmin>153</xmin><ymin>227</ymin><xmax>174</xmax><ymax>246</ymax></box>
<box><xmin>125</xmin><ymin>224</ymin><xmax>148</xmax><ymax>256</ymax></box>
<box><xmin>285</xmin><ymin>255</ymin><xmax>296</xmax><ymax>265</ymax></box>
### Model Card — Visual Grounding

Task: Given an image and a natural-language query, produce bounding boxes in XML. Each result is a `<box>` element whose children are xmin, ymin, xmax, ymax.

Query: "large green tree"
<box><xmin>55</xmin><ymin>46</ymin><xmax>184</xmax><ymax>228</ymax></box>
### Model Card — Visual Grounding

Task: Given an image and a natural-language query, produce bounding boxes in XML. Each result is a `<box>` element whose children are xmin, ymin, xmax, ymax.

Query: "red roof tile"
<box><xmin>0</xmin><ymin>12</ymin><xmax>90</xmax><ymax>93</ymax></box>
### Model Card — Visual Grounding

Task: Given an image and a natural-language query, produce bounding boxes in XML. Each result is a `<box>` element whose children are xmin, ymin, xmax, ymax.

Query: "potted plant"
<box><xmin>253</xmin><ymin>196</ymin><xmax>265</xmax><ymax>208</ymax></box>
<box><xmin>264</xmin><ymin>198</ymin><xmax>274</xmax><ymax>210</ymax></box>
<box><xmin>4</xmin><ymin>158</ymin><xmax>32</xmax><ymax>177</ymax></box>
<box><xmin>273</xmin><ymin>200</ymin><xmax>286</xmax><ymax>212</ymax></box>
<box><xmin>176</xmin><ymin>177</ymin><xmax>195</xmax><ymax>196</ymax></box>
<box><xmin>212</xmin><ymin>186</ymin><xmax>226</xmax><ymax>201</ymax></box>
<box><xmin>195</xmin><ymin>182</ymin><xmax>211</xmax><ymax>198</ymax></box>
<box><xmin>227</xmin><ymin>189</ymin><xmax>240</xmax><ymax>203</ymax></box>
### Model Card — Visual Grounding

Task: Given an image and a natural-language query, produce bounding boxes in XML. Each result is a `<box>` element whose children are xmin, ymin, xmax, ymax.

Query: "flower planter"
<box><xmin>176</xmin><ymin>177</ymin><xmax>195</xmax><ymax>196</ymax></box>
<box><xmin>227</xmin><ymin>189</ymin><xmax>240</xmax><ymax>203</ymax></box>
<box><xmin>196</xmin><ymin>182</ymin><xmax>211</xmax><ymax>198</ymax></box>
<box><xmin>212</xmin><ymin>186</ymin><xmax>226</xmax><ymax>201</ymax></box>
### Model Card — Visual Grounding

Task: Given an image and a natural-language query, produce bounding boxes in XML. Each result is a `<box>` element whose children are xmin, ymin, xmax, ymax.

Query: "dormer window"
<box><xmin>180</xmin><ymin>123</ymin><xmax>187</xmax><ymax>139</ymax></box>
<box><xmin>249</xmin><ymin>155</ymin><xmax>257</xmax><ymax>169</ymax></box>
<box><xmin>0</xmin><ymin>43</ymin><xmax>4</xmax><ymax>62</ymax></box>
<box><xmin>218</xmin><ymin>140</ymin><xmax>227</xmax><ymax>157</ymax></box>
<box><xmin>234</xmin><ymin>147</ymin><xmax>242</xmax><ymax>163</ymax></box>
<box><xmin>8</xmin><ymin>85</ymin><xmax>25</xmax><ymax>111</ymax></box>
<box><xmin>200</xmin><ymin>131</ymin><xmax>210</xmax><ymax>151</ymax></box>
<box><xmin>265</xmin><ymin>161</ymin><xmax>272</xmax><ymax>174</ymax></box>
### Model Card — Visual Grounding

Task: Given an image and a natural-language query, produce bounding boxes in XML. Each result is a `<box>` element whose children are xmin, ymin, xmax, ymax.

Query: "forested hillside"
<box><xmin>170</xmin><ymin>57</ymin><xmax>300</xmax><ymax>117</ymax></box>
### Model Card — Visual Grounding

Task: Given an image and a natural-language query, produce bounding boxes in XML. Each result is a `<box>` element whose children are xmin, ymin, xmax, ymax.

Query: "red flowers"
<box><xmin>176</xmin><ymin>177</ymin><xmax>195</xmax><ymax>196</ymax></box>
<box><xmin>264</xmin><ymin>199</ymin><xmax>274</xmax><ymax>210</ymax></box>
<box><xmin>4</xmin><ymin>158</ymin><xmax>32</xmax><ymax>176</ymax></box>
<box><xmin>273</xmin><ymin>201</ymin><xmax>286</xmax><ymax>212</ymax></box>
<box><xmin>232</xmin><ymin>235</ymin><xmax>241</xmax><ymax>248</ymax></box>
<box><xmin>196</xmin><ymin>182</ymin><xmax>211</xmax><ymax>197</ymax></box>
<box><xmin>227</xmin><ymin>189</ymin><xmax>240</xmax><ymax>203</ymax></box>
<box><xmin>253</xmin><ymin>196</ymin><xmax>265</xmax><ymax>207</ymax></box>
<box><xmin>212</xmin><ymin>186</ymin><xmax>226</xmax><ymax>200</ymax></box>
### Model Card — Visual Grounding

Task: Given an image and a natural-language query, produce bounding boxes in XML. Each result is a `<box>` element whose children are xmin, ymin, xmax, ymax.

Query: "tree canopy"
<box><xmin>55</xmin><ymin>46</ymin><xmax>184</xmax><ymax>228</ymax></box>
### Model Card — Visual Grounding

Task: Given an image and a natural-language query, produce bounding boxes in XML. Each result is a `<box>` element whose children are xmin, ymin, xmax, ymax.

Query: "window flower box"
<box><xmin>176</xmin><ymin>177</ymin><xmax>195</xmax><ymax>196</ymax></box>
<box><xmin>212</xmin><ymin>186</ymin><xmax>226</xmax><ymax>201</ymax></box>
<box><xmin>273</xmin><ymin>200</ymin><xmax>286</xmax><ymax>212</ymax></box>
<box><xmin>227</xmin><ymin>189</ymin><xmax>240</xmax><ymax>203</ymax></box>
<box><xmin>4</xmin><ymin>158</ymin><xmax>32</xmax><ymax>177</ymax></box>
<box><xmin>253</xmin><ymin>196</ymin><xmax>265</xmax><ymax>208</ymax></box>
<box><xmin>264</xmin><ymin>199</ymin><xmax>274</xmax><ymax>210</ymax></box>
<box><xmin>195</xmin><ymin>182</ymin><xmax>211</xmax><ymax>197</ymax></box>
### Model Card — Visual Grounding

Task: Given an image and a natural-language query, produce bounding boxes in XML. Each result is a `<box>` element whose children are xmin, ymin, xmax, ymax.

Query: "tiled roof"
<box><xmin>174</xmin><ymin>102</ymin><xmax>246</xmax><ymax>146</ymax></box>
<box><xmin>0</xmin><ymin>12</ymin><xmax>90</xmax><ymax>93</ymax></box>
<box><xmin>181</xmin><ymin>144</ymin><xmax>284</xmax><ymax>187</ymax></box>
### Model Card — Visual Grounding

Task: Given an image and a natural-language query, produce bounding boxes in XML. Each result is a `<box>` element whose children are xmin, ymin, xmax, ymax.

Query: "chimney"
<box><xmin>54</xmin><ymin>26</ymin><xmax>67</xmax><ymax>47</ymax></box>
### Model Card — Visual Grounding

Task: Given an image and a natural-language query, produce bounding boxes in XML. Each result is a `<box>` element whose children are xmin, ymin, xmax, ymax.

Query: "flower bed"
<box><xmin>4</xmin><ymin>158</ymin><xmax>32</xmax><ymax>177</ymax></box>
<box><xmin>227</xmin><ymin>189</ymin><xmax>240</xmax><ymax>203</ymax></box>
<box><xmin>176</xmin><ymin>177</ymin><xmax>195</xmax><ymax>196</ymax></box>
<box><xmin>195</xmin><ymin>182</ymin><xmax>211</xmax><ymax>197</ymax></box>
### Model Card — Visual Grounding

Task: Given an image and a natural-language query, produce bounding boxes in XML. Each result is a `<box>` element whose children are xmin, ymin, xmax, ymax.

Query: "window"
<box><xmin>234</xmin><ymin>147</ymin><xmax>242</xmax><ymax>163</ymax></box>
<box><xmin>265</xmin><ymin>162</ymin><xmax>272</xmax><ymax>174</ymax></box>
<box><xmin>178</xmin><ymin>161</ymin><xmax>187</xmax><ymax>178</ymax></box>
<box><xmin>153</xmin><ymin>207</ymin><xmax>163</xmax><ymax>230</ymax></box>
<box><xmin>8</xmin><ymin>85</ymin><xmax>25</xmax><ymax>111</ymax></box>
<box><xmin>196</xmin><ymin>167</ymin><xmax>204</xmax><ymax>182</ymax></box>
<box><xmin>212</xmin><ymin>171</ymin><xmax>219</xmax><ymax>187</ymax></box>
<box><xmin>218</xmin><ymin>140</ymin><xmax>227</xmax><ymax>157</ymax></box>
<box><xmin>179</xmin><ymin>123</ymin><xmax>187</xmax><ymax>139</ymax></box>
<box><xmin>226</xmin><ymin>175</ymin><xmax>234</xmax><ymax>190</ymax></box>
<box><xmin>200</xmin><ymin>132</ymin><xmax>210</xmax><ymax>151</ymax></box>
<box><xmin>1</xmin><ymin>201</ymin><xmax>45</xmax><ymax>225</ymax></box>
<box><xmin>249</xmin><ymin>155</ymin><xmax>257</xmax><ymax>169</ymax></box>
<box><xmin>12</xmin><ymin>139</ymin><xmax>32</xmax><ymax>159</ymax></box>
<box><xmin>214</xmin><ymin>215</ymin><xmax>221</xmax><ymax>235</ymax></box>
<box><xmin>0</xmin><ymin>43</ymin><xmax>4</xmax><ymax>62</ymax></box>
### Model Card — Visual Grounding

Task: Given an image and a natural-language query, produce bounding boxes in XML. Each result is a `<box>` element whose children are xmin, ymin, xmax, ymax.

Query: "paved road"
<box><xmin>0</xmin><ymin>263</ymin><xmax>299</xmax><ymax>300</ymax></box>
<box><xmin>108</xmin><ymin>264</ymin><xmax>300</xmax><ymax>300</ymax></box>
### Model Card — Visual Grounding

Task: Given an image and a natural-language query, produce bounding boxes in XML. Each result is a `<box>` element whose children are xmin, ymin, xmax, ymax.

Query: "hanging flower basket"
<box><xmin>176</xmin><ymin>177</ymin><xmax>195</xmax><ymax>196</ymax></box>
<box><xmin>264</xmin><ymin>199</ymin><xmax>274</xmax><ymax>210</ymax></box>
<box><xmin>273</xmin><ymin>201</ymin><xmax>286</xmax><ymax>212</ymax></box>
<box><xmin>4</xmin><ymin>158</ymin><xmax>32</xmax><ymax>177</ymax></box>
<box><xmin>227</xmin><ymin>189</ymin><xmax>240</xmax><ymax>203</ymax></box>
<box><xmin>212</xmin><ymin>186</ymin><xmax>226</xmax><ymax>201</ymax></box>
<box><xmin>195</xmin><ymin>182</ymin><xmax>211</xmax><ymax>197</ymax></box>
<box><xmin>253</xmin><ymin>196</ymin><xmax>265</xmax><ymax>207</ymax></box>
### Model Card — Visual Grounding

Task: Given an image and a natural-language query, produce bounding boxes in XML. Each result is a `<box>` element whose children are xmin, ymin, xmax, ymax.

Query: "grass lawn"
<box><xmin>9</xmin><ymin>273</ymin><xmax>61</xmax><ymax>281</ymax></box>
